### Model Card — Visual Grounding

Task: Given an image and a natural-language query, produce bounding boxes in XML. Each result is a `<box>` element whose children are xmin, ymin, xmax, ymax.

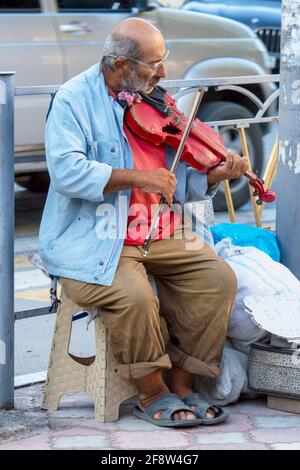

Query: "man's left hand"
<box><xmin>207</xmin><ymin>152</ymin><xmax>249</xmax><ymax>187</ymax></box>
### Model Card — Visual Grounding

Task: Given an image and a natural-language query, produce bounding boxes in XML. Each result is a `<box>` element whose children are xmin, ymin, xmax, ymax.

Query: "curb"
<box><xmin>14</xmin><ymin>370</ymin><xmax>46</xmax><ymax>389</ymax></box>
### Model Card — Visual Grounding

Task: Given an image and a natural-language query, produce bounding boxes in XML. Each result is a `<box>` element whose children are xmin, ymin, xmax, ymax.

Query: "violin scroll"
<box><xmin>246</xmin><ymin>170</ymin><xmax>276</xmax><ymax>205</ymax></box>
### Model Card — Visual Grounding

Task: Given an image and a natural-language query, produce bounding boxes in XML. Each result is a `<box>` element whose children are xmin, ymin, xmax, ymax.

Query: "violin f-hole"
<box><xmin>162</xmin><ymin>124</ymin><xmax>181</xmax><ymax>135</ymax></box>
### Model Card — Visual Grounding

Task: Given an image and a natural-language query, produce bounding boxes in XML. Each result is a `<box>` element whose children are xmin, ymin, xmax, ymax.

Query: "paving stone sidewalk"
<box><xmin>1</xmin><ymin>384</ymin><xmax>300</xmax><ymax>450</ymax></box>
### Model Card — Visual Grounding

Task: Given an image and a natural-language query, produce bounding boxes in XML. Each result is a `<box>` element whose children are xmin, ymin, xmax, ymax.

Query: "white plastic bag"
<box><xmin>215</xmin><ymin>238</ymin><xmax>300</xmax><ymax>352</ymax></box>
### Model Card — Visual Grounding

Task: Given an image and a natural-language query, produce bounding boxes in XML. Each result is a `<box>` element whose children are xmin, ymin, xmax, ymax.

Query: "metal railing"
<box><xmin>0</xmin><ymin>73</ymin><xmax>280</xmax><ymax>408</ymax></box>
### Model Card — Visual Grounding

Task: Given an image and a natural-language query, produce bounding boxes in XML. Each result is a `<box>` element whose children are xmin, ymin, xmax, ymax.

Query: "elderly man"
<box><xmin>40</xmin><ymin>18</ymin><xmax>248</xmax><ymax>428</ymax></box>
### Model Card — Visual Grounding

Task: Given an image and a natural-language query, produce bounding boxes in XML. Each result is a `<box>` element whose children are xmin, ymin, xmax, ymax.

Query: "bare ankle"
<box><xmin>133</xmin><ymin>370</ymin><xmax>169</xmax><ymax>409</ymax></box>
<box><xmin>139</xmin><ymin>389</ymin><xmax>169</xmax><ymax>410</ymax></box>
<box><xmin>169</xmin><ymin>384</ymin><xmax>193</xmax><ymax>400</ymax></box>
<box><xmin>167</xmin><ymin>367</ymin><xmax>195</xmax><ymax>399</ymax></box>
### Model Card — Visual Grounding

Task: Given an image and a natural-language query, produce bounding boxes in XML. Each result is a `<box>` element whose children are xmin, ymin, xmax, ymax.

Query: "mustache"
<box><xmin>121</xmin><ymin>70</ymin><xmax>160</xmax><ymax>93</ymax></box>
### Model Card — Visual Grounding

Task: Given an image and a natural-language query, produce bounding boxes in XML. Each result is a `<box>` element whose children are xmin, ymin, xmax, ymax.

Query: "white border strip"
<box><xmin>14</xmin><ymin>370</ymin><xmax>47</xmax><ymax>388</ymax></box>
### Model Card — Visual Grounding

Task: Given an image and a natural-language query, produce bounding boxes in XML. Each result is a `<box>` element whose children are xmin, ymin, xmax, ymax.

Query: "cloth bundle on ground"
<box><xmin>195</xmin><ymin>343</ymin><xmax>256</xmax><ymax>407</ymax></box>
<box><xmin>195</xmin><ymin>237</ymin><xmax>300</xmax><ymax>406</ymax></box>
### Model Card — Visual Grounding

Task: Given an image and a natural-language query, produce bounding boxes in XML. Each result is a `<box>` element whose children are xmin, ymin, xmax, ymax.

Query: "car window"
<box><xmin>0</xmin><ymin>0</ymin><xmax>40</xmax><ymax>12</ymax></box>
<box><xmin>57</xmin><ymin>0</ymin><xmax>133</xmax><ymax>11</ymax></box>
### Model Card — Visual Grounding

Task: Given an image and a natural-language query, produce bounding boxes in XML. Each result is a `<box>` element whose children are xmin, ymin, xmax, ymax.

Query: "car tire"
<box><xmin>16</xmin><ymin>172</ymin><xmax>50</xmax><ymax>192</ymax></box>
<box><xmin>198</xmin><ymin>101</ymin><xmax>264</xmax><ymax>212</ymax></box>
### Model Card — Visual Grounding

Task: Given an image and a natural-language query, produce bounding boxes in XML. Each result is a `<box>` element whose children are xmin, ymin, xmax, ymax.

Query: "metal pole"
<box><xmin>0</xmin><ymin>72</ymin><xmax>15</xmax><ymax>409</ymax></box>
<box><xmin>258</xmin><ymin>137</ymin><xmax>279</xmax><ymax>220</ymax></box>
<box><xmin>238</xmin><ymin>126</ymin><xmax>262</xmax><ymax>228</ymax></box>
<box><xmin>276</xmin><ymin>0</ymin><xmax>300</xmax><ymax>277</ymax></box>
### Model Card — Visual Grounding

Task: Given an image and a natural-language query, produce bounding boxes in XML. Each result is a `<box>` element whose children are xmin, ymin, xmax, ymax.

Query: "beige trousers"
<box><xmin>60</xmin><ymin>228</ymin><xmax>237</xmax><ymax>380</ymax></box>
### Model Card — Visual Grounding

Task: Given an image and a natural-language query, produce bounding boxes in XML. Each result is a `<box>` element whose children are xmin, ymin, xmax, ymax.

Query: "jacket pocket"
<box><xmin>88</xmin><ymin>139</ymin><xmax>120</xmax><ymax>168</ymax></box>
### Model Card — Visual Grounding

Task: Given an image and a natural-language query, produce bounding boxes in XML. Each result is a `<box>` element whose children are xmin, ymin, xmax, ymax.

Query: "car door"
<box><xmin>0</xmin><ymin>0</ymin><xmax>64</xmax><ymax>151</ymax></box>
<box><xmin>52</xmin><ymin>0</ymin><xmax>134</xmax><ymax>79</ymax></box>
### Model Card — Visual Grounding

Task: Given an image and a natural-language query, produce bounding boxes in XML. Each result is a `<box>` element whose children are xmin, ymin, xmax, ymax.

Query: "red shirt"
<box><xmin>124</xmin><ymin>121</ymin><xmax>181</xmax><ymax>245</ymax></box>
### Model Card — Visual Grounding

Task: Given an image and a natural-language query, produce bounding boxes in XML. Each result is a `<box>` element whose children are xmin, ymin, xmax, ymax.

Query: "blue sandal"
<box><xmin>182</xmin><ymin>393</ymin><xmax>229</xmax><ymax>425</ymax></box>
<box><xmin>132</xmin><ymin>393</ymin><xmax>200</xmax><ymax>428</ymax></box>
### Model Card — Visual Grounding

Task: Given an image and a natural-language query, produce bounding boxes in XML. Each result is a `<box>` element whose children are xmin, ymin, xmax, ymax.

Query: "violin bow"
<box><xmin>142</xmin><ymin>87</ymin><xmax>206</xmax><ymax>257</ymax></box>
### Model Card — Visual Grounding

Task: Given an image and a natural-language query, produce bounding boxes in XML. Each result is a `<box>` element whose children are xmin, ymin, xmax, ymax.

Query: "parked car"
<box><xmin>183</xmin><ymin>0</ymin><xmax>281</xmax><ymax>73</ymax></box>
<box><xmin>0</xmin><ymin>0</ymin><xmax>274</xmax><ymax>209</ymax></box>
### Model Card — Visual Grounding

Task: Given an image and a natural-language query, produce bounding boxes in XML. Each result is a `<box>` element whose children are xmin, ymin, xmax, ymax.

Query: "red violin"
<box><xmin>124</xmin><ymin>87</ymin><xmax>275</xmax><ymax>205</ymax></box>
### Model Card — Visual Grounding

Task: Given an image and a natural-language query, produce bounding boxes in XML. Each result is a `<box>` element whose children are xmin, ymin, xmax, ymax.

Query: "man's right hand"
<box><xmin>139</xmin><ymin>168</ymin><xmax>177</xmax><ymax>206</ymax></box>
<box><xmin>104</xmin><ymin>168</ymin><xmax>176</xmax><ymax>205</ymax></box>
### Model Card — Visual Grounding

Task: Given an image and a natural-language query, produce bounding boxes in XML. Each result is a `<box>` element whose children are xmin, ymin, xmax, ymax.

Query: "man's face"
<box><xmin>120</xmin><ymin>46</ymin><xmax>168</xmax><ymax>94</ymax></box>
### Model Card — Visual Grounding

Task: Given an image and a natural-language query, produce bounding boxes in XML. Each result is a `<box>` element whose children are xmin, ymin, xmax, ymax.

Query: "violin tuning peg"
<box><xmin>261</xmin><ymin>179</ymin><xmax>265</xmax><ymax>185</ymax></box>
<box><xmin>253</xmin><ymin>190</ymin><xmax>259</xmax><ymax>197</ymax></box>
<box><xmin>256</xmin><ymin>199</ymin><xmax>263</xmax><ymax>206</ymax></box>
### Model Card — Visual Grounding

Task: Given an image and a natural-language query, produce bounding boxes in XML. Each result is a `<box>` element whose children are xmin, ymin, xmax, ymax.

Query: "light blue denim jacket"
<box><xmin>39</xmin><ymin>64</ymin><xmax>217</xmax><ymax>286</ymax></box>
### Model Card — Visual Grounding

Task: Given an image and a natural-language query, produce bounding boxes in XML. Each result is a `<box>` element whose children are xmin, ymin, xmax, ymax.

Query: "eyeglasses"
<box><xmin>109</xmin><ymin>50</ymin><xmax>170</xmax><ymax>72</ymax></box>
<box><xmin>126</xmin><ymin>50</ymin><xmax>170</xmax><ymax>71</ymax></box>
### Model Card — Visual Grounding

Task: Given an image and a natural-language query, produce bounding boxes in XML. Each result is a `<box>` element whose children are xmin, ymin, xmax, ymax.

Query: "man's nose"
<box><xmin>157</xmin><ymin>62</ymin><xmax>167</xmax><ymax>78</ymax></box>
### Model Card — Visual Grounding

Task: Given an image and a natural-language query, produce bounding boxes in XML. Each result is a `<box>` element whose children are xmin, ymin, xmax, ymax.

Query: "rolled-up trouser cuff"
<box><xmin>166</xmin><ymin>343</ymin><xmax>221</xmax><ymax>379</ymax></box>
<box><xmin>115</xmin><ymin>354</ymin><xmax>172</xmax><ymax>380</ymax></box>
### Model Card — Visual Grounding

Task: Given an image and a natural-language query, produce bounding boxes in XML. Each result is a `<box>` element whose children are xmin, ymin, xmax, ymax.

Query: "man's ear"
<box><xmin>113</xmin><ymin>57</ymin><xmax>127</xmax><ymax>72</ymax></box>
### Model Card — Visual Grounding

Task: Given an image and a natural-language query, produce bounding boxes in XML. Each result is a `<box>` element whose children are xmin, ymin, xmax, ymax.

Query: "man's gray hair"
<box><xmin>100</xmin><ymin>33</ymin><xmax>143</xmax><ymax>71</ymax></box>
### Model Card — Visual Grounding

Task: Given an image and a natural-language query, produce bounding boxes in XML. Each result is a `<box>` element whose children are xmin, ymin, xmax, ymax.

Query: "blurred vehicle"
<box><xmin>183</xmin><ymin>0</ymin><xmax>281</xmax><ymax>73</ymax></box>
<box><xmin>1</xmin><ymin>0</ymin><xmax>274</xmax><ymax>209</ymax></box>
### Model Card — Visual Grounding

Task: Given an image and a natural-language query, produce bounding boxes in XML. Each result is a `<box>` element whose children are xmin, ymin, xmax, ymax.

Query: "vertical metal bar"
<box><xmin>276</xmin><ymin>0</ymin><xmax>300</xmax><ymax>276</ymax></box>
<box><xmin>0</xmin><ymin>72</ymin><xmax>15</xmax><ymax>409</ymax></box>
<box><xmin>257</xmin><ymin>136</ymin><xmax>279</xmax><ymax>219</ymax></box>
<box><xmin>238</xmin><ymin>126</ymin><xmax>262</xmax><ymax>227</ymax></box>
<box><xmin>223</xmin><ymin>180</ymin><xmax>237</xmax><ymax>223</ymax></box>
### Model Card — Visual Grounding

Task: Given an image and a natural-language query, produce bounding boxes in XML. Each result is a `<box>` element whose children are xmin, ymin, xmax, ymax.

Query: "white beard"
<box><xmin>121</xmin><ymin>68</ymin><xmax>158</xmax><ymax>94</ymax></box>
